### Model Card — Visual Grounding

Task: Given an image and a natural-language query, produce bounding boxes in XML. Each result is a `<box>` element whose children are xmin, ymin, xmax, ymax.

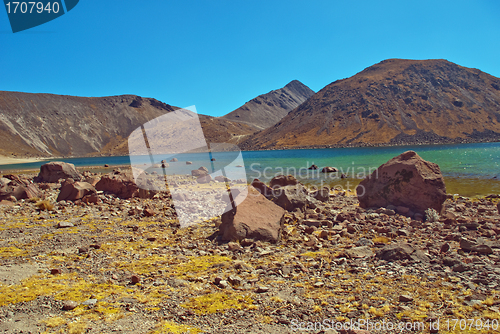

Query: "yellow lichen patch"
<box><xmin>150</xmin><ymin>320</ymin><xmax>203</xmax><ymax>334</ymax></box>
<box><xmin>42</xmin><ymin>316</ymin><xmax>66</xmax><ymax>328</ymax></box>
<box><xmin>301</xmin><ymin>250</ymin><xmax>330</xmax><ymax>258</ymax></box>
<box><xmin>174</xmin><ymin>255</ymin><xmax>232</xmax><ymax>276</ymax></box>
<box><xmin>54</xmin><ymin>280</ymin><xmax>129</xmax><ymax>303</ymax></box>
<box><xmin>181</xmin><ymin>292</ymin><xmax>254</xmax><ymax>314</ymax></box>
<box><xmin>372</xmin><ymin>236</ymin><xmax>390</xmax><ymax>244</ymax></box>
<box><xmin>67</xmin><ymin>320</ymin><xmax>88</xmax><ymax>334</ymax></box>
<box><xmin>0</xmin><ymin>274</ymin><xmax>72</xmax><ymax>306</ymax></box>
<box><xmin>369</xmin><ymin>304</ymin><xmax>391</xmax><ymax>317</ymax></box>
<box><xmin>112</xmin><ymin>254</ymin><xmax>171</xmax><ymax>275</ymax></box>
<box><xmin>0</xmin><ymin>246</ymin><xmax>27</xmax><ymax>257</ymax></box>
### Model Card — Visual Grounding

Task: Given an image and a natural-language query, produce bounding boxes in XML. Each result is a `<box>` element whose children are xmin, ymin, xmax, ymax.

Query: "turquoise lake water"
<box><xmin>2</xmin><ymin>142</ymin><xmax>500</xmax><ymax>196</ymax></box>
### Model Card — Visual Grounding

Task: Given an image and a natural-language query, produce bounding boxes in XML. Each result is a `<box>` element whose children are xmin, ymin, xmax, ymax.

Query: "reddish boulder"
<box><xmin>215</xmin><ymin>175</ymin><xmax>231</xmax><ymax>183</ymax></box>
<box><xmin>269</xmin><ymin>175</ymin><xmax>298</xmax><ymax>188</ymax></box>
<box><xmin>251</xmin><ymin>179</ymin><xmax>273</xmax><ymax>198</ymax></box>
<box><xmin>219</xmin><ymin>186</ymin><xmax>285</xmax><ymax>243</ymax></box>
<box><xmin>191</xmin><ymin>169</ymin><xmax>208</xmax><ymax>177</ymax></box>
<box><xmin>0</xmin><ymin>175</ymin><xmax>41</xmax><ymax>201</ymax></box>
<box><xmin>36</xmin><ymin>162</ymin><xmax>83</xmax><ymax>183</ymax></box>
<box><xmin>57</xmin><ymin>179</ymin><xmax>97</xmax><ymax>202</ymax></box>
<box><xmin>356</xmin><ymin>151</ymin><xmax>447</xmax><ymax>214</ymax></box>
<box><xmin>197</xmin><ymin>175</ymin><xmax>213</xmax><ymax>184</ymax></box>
<box><xmin>95</xmin><ymin>171</ymin><xmax>155</xmax><ymax>199</ymax></box>
<box><xmin>311</xmin><ymin>186</ymin><xmax>330</xmax><ymax>202</ymax></box>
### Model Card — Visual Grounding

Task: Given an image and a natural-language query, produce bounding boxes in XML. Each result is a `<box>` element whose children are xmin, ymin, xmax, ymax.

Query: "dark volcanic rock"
<box><xmin>321</xmin><ymin>166</ymin><xmax>338</xmax><ymax>173</ymax></box>
<box><xmin>36</xmin><ymin>162</ymin><xmax>83</xmax><ymax>183</ymax></box>
<box><xmin>269</xmin><ymin>175</ymin><xmax>298</xmax><ymax>188</ymax></box>
<box><xmin>376</xmin><ymin>242</ymin><xmax>429</xmax><ymax>262</ymax></box>
<box><xmin>219</xmin><ymin>186</ymin><xmax>285</xmax><ymax>243</ymax></box>
<box><xmin>356</xmin><ymin>151</ymin><xmax>447</xmax><ymax>214</ymax></box>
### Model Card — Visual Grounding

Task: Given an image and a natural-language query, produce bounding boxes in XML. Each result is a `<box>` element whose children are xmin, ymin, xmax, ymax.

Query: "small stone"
<box><xmin>472</xmin><ymin>244</ymin><xmax>493</xmax><ymax>255</ymax></box>
<box><xmin>318</xmin><ymin>230</ymin><xmax>329</xmax><ymax>239</ymax></box>
<box><xmin>240</xmin><ymin>239</ymin><xmax>254</xmax><ymax>247</ymax></box>
<box><xmin>313</xmin><ymin>281</ymin><xmax>324</xmax><ymax>288</ymax></box>
<box><xmin>452</xmin><ymin>263</ymin><xmax>470</xmax><ymax>272</ymax></box>
<box><xmin>62</xmin><ymin>300</ymin><xmax>78</xmax><ymax>310</ymax></box>
<box><xmin>256</xmin><ymin>285</ymin><xmax>269</xmax><ymax>293</ymax></box>
<box><xmin>50</xmin><ymin>268</ymin><xmax>61</xmax><ymax>275</ymax></box>
<box><xmin>78</xmin><ymin>247</ymin><xmax>88</xmax><ymax>254</ymax></box>
<box><xmin>131</xmin><ymin>275</ymin><xmax>140</xmax><ymax>284</ymax></box>
<box><xmin>228</xmin><ymin>275</ymin><xmax>242</xmax><ymax>286</ymax></box>
<box><xmin>399</xmin><ymin>295</ymin><xmax>414</xmax><ymax>302</ymax></box>
<box><xmin>57</xmin><ymin>222</ymin><xmax>74</xmax><ymax>228</ymax></box>
<box><xmin>440</xmin><ymin>243</ymin><xmax>450</xmax><ymax>253</ymax></box>
<box><xmin>146</xmin><ymin>237</ymin><xmax>157</xmax><ymax>242</ymax></box>
<box><xmin>460</xmin><ymin>238</ymin><xmax>475</xmax><ymax>251</ymax></box>
<box><xmin>227</xmin><ymin>242</ymin><xmax>242</xmax><ymax>252</ymax></box>
<box><xmin>89</xmin><ymin>244</ymin><xmax>101</xmax><ymax>249</ymax></box>
<box><xmin>304</xmin><ymin>226</ymin><xmax>316</xmax><ymax>234</ymax></box>
<box><xmin>81</xmin><ymin>299</ymin><xmax>97</xmax><ymax>306</ymax></box>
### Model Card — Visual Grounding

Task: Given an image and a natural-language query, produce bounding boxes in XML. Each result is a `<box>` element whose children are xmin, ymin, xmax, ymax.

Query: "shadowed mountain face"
<box><xmin>240</xmin><ymin>59</ymin><xmax>500</xmax><ymax>150</ymax></box>
<box><xmin>0</xmin><ymin>92</ymin><xmax>257</xmax><ymax>158</ymax></box>
<box><xmin>0</xmin><ymin>92</ymin><xmax>179</xmax><ymax>157</ymax></box>
<box><xmin>221</xmin><ymin>80</ymin><xmax>315</xmax><ymax>130</ymax></box>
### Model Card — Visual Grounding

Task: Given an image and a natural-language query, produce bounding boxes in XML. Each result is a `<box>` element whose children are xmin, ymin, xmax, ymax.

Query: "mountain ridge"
<box><xmin>240</xmin><ymin>59</ymin><xmax>500</xmax><ymax>150</ymax></box>
<box><xmin>221</xmin><ymin>80</ymin><xmax>315</xmax><ymax>130</ymax></box>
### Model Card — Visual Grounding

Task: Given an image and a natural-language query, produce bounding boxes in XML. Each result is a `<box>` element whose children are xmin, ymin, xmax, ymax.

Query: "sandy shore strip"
<box><xmin>0</xmin><ymin>156</ymin><xmax>47</xmax><ymax>165</ymax></box>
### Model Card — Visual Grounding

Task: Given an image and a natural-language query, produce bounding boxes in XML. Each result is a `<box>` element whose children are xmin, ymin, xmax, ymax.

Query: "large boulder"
<box><xmin>271</xmin><ymin>184</ymin><xmax>317</xmax><ymax>211</ymax></box>
<box><xmin>269</xmin><ymin>175</ymin><xmax>298</xmax><ymax>188</ymax></box>
<box><xmin>36</xmin><ymin>162</ymin><xmax>83</xmax><ymax>183</ymax></box>
<box><xmin>57</xmin><ymin>179</ymin><xmax>97</xmax><ymax>202</ymax></box>
<box><xmin>95</xmin><ymin>171</ymin><xmax>154</xmax><ymax>199</ymax></box>
<box><xmin>356</xmin><ymin>151</ymin><xmax>447</xmax><ymax>214</ymax></box>
<box><xmin>219</xmin><ymin>186</ymin><xmax>285</xmax><ymax>243</ymax></box>
<box><xmin>251</xmin><ymin>179</ymin><xmax>273</xmax><ymax>198</ymax></box>
<box><xmin>0</xmin><ymin>175</ymin><xmax>41</xmax><ymax>201</ymax></box>
<box><xmin>191</xmin><ymin>169</ymin><xmax>208</xmax><ymax>177</ymax></box>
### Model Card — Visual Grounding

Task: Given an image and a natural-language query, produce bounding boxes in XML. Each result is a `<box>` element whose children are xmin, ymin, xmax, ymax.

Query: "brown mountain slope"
<box><xmin>221</xmin><ymin>80</ymin><xmax>315</xmax><ymax>130</ymax></box>
<box><xmin>0</xmin><ymin>91</ymin><xmax>257</xmax><ymax>158</ymax></box>
<box><xmin>240</xmin><ymin>59</ymin><xmax>500</xmax><ymax>150</ymax></box>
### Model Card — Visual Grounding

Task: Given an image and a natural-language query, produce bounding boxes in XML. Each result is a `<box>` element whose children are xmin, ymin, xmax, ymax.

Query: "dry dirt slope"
<box><xmin>240</xmin><ymin>59</ymin><xmax>500</xmax><ymax>150</ymax></box>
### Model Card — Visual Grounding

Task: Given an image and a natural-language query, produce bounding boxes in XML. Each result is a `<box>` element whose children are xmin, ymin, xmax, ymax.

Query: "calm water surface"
<box><xmin>2</xmin><ymin>142</ymin><xmax>499</xmax><ymax>197</ymax></box>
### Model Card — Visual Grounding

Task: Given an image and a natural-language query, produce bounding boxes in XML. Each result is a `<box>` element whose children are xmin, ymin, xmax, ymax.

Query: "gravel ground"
<box><xmin>0</xmin><ymin>174</ymin><xmax>500</xmax><ymax>334</ymax></box>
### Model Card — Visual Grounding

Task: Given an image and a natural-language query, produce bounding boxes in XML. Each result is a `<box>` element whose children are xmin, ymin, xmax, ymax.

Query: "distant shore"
<box><xmin>0</xmin><ymin>156</ymin><xmax>48</xmax><ymax>165</ymax></box>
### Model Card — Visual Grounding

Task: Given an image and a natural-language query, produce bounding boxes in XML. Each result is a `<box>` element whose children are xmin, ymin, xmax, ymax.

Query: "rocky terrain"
<box><xmin>222</xmin><ymin>80</ymin><xmax>315</xmax><ymax>130</ymax></box>
<box><xmin>0</xmin><ymin>155</ymin><xmax>499</xmax><ymax>334</ymax></box>
<box><xmin>240</xmin><ymin>59</ymin><xmax>500</xmax><ymax>150</ymax></box>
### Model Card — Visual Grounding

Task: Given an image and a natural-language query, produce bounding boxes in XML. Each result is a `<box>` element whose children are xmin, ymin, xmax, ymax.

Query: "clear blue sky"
<box><xmin>1</xmin><ymin>0</ymin><xmax>499</xmax><ymax>117</ymax></box>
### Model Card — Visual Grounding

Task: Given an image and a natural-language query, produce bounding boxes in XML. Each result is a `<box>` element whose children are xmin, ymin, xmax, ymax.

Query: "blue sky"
<box><xmin>1</xmin><ymin>0</ymin><xmax>499</xmax><ymax>117</ymax></box>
